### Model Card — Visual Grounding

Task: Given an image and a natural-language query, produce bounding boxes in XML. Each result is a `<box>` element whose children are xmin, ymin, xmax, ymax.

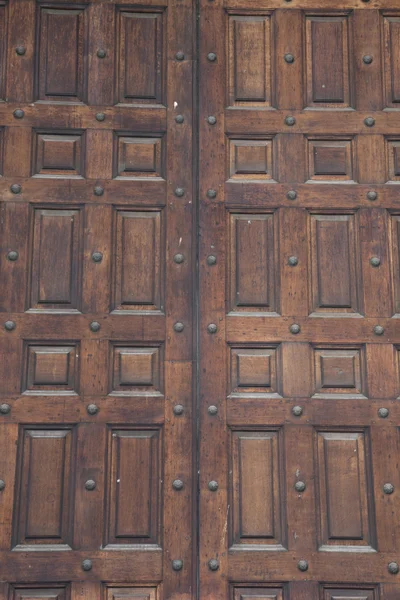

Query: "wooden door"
<box><xmin>199</xmin><ymin>1</ymin><xmax>400</xmax><ymax>599</ymax></box>
<box><xmin>0</xmin><ymin>1</ymin><xmax>195</xmax><ymax>599</ymax></box>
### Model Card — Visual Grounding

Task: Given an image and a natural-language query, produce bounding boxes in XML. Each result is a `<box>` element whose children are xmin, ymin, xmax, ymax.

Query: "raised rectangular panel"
<box><xmin>32</xmin><ymin>131</ymin><xmax>85</xmax><ymax>178</ymax></box>
<box><xmin>386</xmin><ymin>139</ymin><xmax>400</xmax><ymax>181</ymax></box>
<box><xmin>315</xmin><ymin>430</ymin><xmax>376</xmax><ymax>551</ymax></box>
<box><xmin>228</xmin><ymin>138</ymin><xmax>275</xmax><ymax>180</ymax></box>
<box><xmin>321</xmin><ymin>585</ymin><xmax>379</xmax><ymax>600</ymax></box>
<box><xmin>307</xmin><ymin>138</ymin><xmax>355</xmax><ymax>182</ymax></box>
<box><xmin>29</xmin><ymin>208</ymin><xmax>82</xmax><ymax>312</ymax></box>
<box><xmin>116</xmin><ymin>10</ymin><xmax>165</xmax><ymax>105</ymax></box>
<box><xmin>229</xmin><ymin>213</ymin><xmax>277</xmax><ymax>313</ymax></box>
<box><xmin>105</xmin><ymin>587</ymin><xmax>157</xmax><ymax>600</ymax></box>
<box><xmin>233</xmin><ymin>586</ymin><xmax>285</xmax><ymax>600</ymax></box>
<box><xmin>228</xmin><ymin>14</ymin><xmax>272</xmax><ymax>107</ymax></box>
<box><xmin>9</xmin><ymin>584</ymin><xmax>70</xmax><ymax>600</ymax></box>
<box><xmin>0</xmin><ymin>4</ymin><xmax>6</xmax><ymax>100</ymax></box>
<box><xmin>114</xmin><ymin>134</ymin><xmax>164</xmax><ymax>179</ymax></box>
<box><xmin>23</xmin><ymin>342</ymin><xmax>79</xmax><ymax>395</ymax></box>
<box><xmin>309</xmin><ymin>213</ymin><xmax>361</xmax><ymax>314</ymax></box>
<box><xmin>313</xmin><ymin>346</ymin><xmax>366</xmax><ymax>398</ymax></box>
<box><xmin>390</xmin><ymin>215</ymin><xmax>400</xmax><ymax>314</ymax></box>
<box><xmin>105</xmin><ymin>429</ymin><xmax>161</xmax><ymax>547</ymax></box>
<box><xmin>36</xmin><ymin>7</ymin><xmax>87</xmax><ymax>102</ymax></box>
<box><xmin>112</xmin><ymin>210</ymin><xmax>163</xmax><ymax>311</ymax></box>
<box><xmin>306</xmin><ymin>13</ymin><xmax>352</xmax><ymax>107</ymax></box>
<box><xmin>230</xmin><ymin>430</ymin><xmax>285</xmax><ymax>548</ymax></box>
<box><xmin>13</xmin><ymin>427</ymin><xmax>75</xmax><ymax>549</ymax></box>
<box><xmin>383</xmin><ymin>15</ymin><xmax>400</xmax><ymax>107</ymax></box>
<box><xmin>110</xmin><ymin>345</ymin><xmax>163</xmax><ymax>395</ymax></box>
<box><xmin>229</xmin><ymin>346</ymin><xmax>281</xmax><ymax>396</ymax></box>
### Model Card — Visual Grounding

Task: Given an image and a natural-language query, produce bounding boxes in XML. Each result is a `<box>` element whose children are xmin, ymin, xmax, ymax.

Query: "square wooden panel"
<box><xmin>307</xmin><ymin>138</ymin><xmax>355</xmax><ymax>182</ymax></box>
<box><xmin>9</xmin><ymin>584</ymin><xmax>70</xmax><ymax>600</ymax></box>
<box><xmin>104</xmin><ymin>586</ymin><xmax>157</xmax><ymax>600</ymax></box>
<box><xmin>114</xmin><ymin>135</ymin><xmax>164</xmax><ymax>178</ymax></box>
<box><xmin>228</xmin><ymin>139</ymin><xmax>275</xmax><ymax>180</ymax></box>
<box><xmin>321</xmin><ymin>585</ymin><xmax>379</xmax><ymax>600</ymax></box>
<box><xmin>386</xmin><ymin>139</ymin><xmax>400</xmax><ymax>182</ymax></box>
<box><xmin>383</xmin><ymin>15</ymin><xmax>400</xmax><ymax>107</ymax></box>
<box><xmin>32</xmin><ymin>131</ymin><xmax>85</xmax><ymax>178</ymax></box>
<box><xmin>23</xmin><ymin>342</ymin><xmax>79</xmax><ymax>394</ymax></box>
<box><xmin>313</xmin><ymin>346</ymin><xmax>366</xmax><ymax>398</ymax></box>
<box><xmin>110</xmin><ymin>345</ymin><xmax>163</xmax><ymax>395</ymax></box>
<box><xmin>230</xmin><ymin>346</ymin><xmax>281</xmax><ymax>395</ymax></box>
<box><xmin>232</xmin><ymin>586</ymin><xmax>285</xmax><ymax>600</ymax></box>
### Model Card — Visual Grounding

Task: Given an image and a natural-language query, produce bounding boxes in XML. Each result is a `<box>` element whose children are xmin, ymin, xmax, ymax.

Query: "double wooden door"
<box><xmin>0</xmin><ymin>0</ymin><xmax>400</xmax><ymax>599</ymax></box>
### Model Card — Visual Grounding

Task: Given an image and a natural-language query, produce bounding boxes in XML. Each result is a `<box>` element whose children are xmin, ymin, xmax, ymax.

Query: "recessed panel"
<box><xmin>309</xmin><ymin>213</ymin><xmax>360</xmax><ymax>314</ymax></box>
<box><xmin>33</xmin><ymin>131</ymin><xmax>85</xmax><ymax>178</ymax></box>
<box><xmin>105</xmin><ymin>587</ymin><xmax>157</xmax><ymax>600</ymax></box>
<box><xmin>114</xmin><ymin>135</ymin><xmax>164</xmax><ymax>178</ymax></box>
<box><xmin>229</xmin><ymin>213</ymin><xmax>277</xmax><ymax>312</ymax></box>
<box><xmin>29</xmin><ymin>208</ymin><xmax>82</xmax><ymax>311</ymax></box>
<box><xmin>113</xmin><ymin>210</ymin><xmax>163</xmax><ymax>311</ymax></box>
<box><xmin>230</xmin><ymin>430</ymin><xmax>285</xmax><ymax>548</ymax></box>
<box><xmin>313</xmin><ymin>347</ymin><xmax>366</xmax><ymax>398</ymax></box>
<box><xmin>0</xmin><ymin>4</ymin><xmax>6</xmax><ymax>100</ymax></box>
<box><xmin>306</xmin><ymin>14</ymin><xmax>352</xmax><ymax>107</ymax></box>
<box><xmin>228</xmin><ymin>14</ymin><xmax>272</xmax><ymax>107</ymax></box>
<box><xmin>386</xmin><ymin>139</ymin><xmax>400</xmax><ymax>181</ymax></box>
<box><xmin>233</xmin><ymin>586</ymin><xmax>285</xmax><ymax>600</ymax></box>
<box><xmin>229</xmin><ymin>139</ymin><xmax>274</xmax><ymax>180</ymax></box>
<box><xmin>321</xmin><ymin>585</ymin><xmax>379</xmax><ymax>600</ymax></box>
<box><xmin>9</xmin><ymin>584</ymin><xmax>69</xmax><ymax>600</ymax></box>
<box><xmin>23</xmin><ymin>342</ymin><xmax>79</xmax><ymax>395</ymax></box>
<box><xmin>116</xmin><ymin>10</ymin><xmax>165</xmax><ymax>104</ymax></box>
<box><xmin>315</xmin><ymin>430</ymin><xmax>376</xmax><ymax>551</ymax></box>
<box><xmin>383</xmin><ymin>15</ymin><xmax>400</xmax><ymax>107</ymax></box>
<box><xmin>230</xmin><ymin>347</ymin><xmax>281</xmax><ymax>395</ymax></box>
<box><xmin>111</xmin><ymin>345</ymin><xmax>163</xmax><ymax>395</ymax></box>
<box><xmin>13</xmin><ymin>428</ymin><xmax>75</xmax><ymax>548</ymax></box>
<box><xmin>105</xmin><ymin>429</ymin><xmax>161</xmax><ymax>547</ymax></box>
<box><xmin>36</xmin><ymin>7</ymin><xmax>87</xmax><ymax>102</ymax></box>
<box><xmin>392</xmin><ymin>215</ymin><xmax>400</xmax><ymax>314</ymax></box>
<box><xmin>307</xmin><ymin>138</ymin><xmax>355</xmax><ymax>182</ymax></box>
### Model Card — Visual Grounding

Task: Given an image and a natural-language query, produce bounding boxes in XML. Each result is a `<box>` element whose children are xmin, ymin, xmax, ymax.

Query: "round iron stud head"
<box><xmin>208</xmin><ymin>559</ymin><xmax>220</xmax><ymax>571</ymax></box>
<box><xmin>208</xmin><ymin>480</ymin><xmax>219</xmax><ymax>491</ymax></box>
<box><xmin>288</xmin><ymin>256</ymin><xmax>298</xmax><ymax>266</ymax></box>
<box><xmin>208</xmin><ymin>405</ymin><xmax>218</xmax><ymax>416</ymax></box>
<box><xmin>95</xmin><ymin>112</ymin><xmax>106</xmax><ymax>122</ymax></box>
<box><xmin>175</xmin><ymin>51</ymin><xmax>185</xmax><ymax>61</ymax></box>
<box><xmin>82</xmin><ymin>559</ymin><xmax>92</xmax><ymax>572</ymax></box>
<box><xmin>173</xmin><ymin>253</ymin><xmax>185</xmax><ymax>264</ymax></box>
<box><xmin>364</xmin><ymin>116</ymin><xmax>375</xmax><ymax>127</ymax></box>
<box><xmin>7</xmin><ymin>251</ymin><xmax>19</xmax><ymax>262</ymax></box>
<box><xmin>172</xmin><ymin>559</ymin><xmax>183</xmax><ymax>571</ymax></box>
<box><xmin>91</xmin><ymin>251</ymin><xmax>103</xmax><ymax>263</ymax></box>
<box><xmin>207</xmin><ymin>52</ymin><xmax>217</xmax><ymax>62</ymax></box>
<box><xmin>207</xmin><ymin>189</ymin><xmax>217</xmax><ymax>199</ymax></box>
<box><xmin>383</xmin><ymin>483</ymin><xmax>394</xmax><ymax>495</ymax></box>
<box><xmin>172</xmin><ymin>479</ymin><xmax>184</xmax><ymax>491</ymax></box>
<box><xmin>295</xmin><ymin>481</ymin><xmax>306</xmax><ymax>492</ymax></box>
<box><xmin>85</xmin><ymin>479</ymin><xmax>96</xmax><ymax>491</ymax></box>
<box><xmin>374</xmin><ymin>325</ymin><xmax>384</xmax><ymax>336</ymax></box>
<box><xmin>175</xmin><ymin>114</ymin><xmax>184</xmax><ymax>124</ymax></box>
<box><xmin>94</xmin><ymin>186</ymin><xmax>104</xmax><ymax>196</ymax></box>
<box><xmin>370</xmin><ymin>257</ymin><xmax>381</xmax><ymax>267</ymax></box>
<box><xmin>4</xmin><ymin>321</ymin><xmax>16</xmax><ymax>331</ymax></box>
<box><xmin>173</xmin><ymin>404</ymin><xmax>184</xmax><ymax>416</ymax></box>
<box><xmin>298</xmin><ymin>560</ymin><xmax>309</xmax><ymax>572</ymax></box>
<box><xmin>87</xmin><ymin>403</ymin><xmax>99</xmax><ymax>416</ymax></box>
<box><xmin>292</xmin><ymin>405</ymin><xmax>303</xmax><ymax>417</ymax></box>
<box><xmin>207</xmin><ymin>323</ymin><xmax>218</xmax><ymax>334</ymax></box>
<box><xmin>97</xmin><ymin>49</ymin><xmax>106</xmax><ymax>58</ymax></box>
<box><xmin>175</xmin><ymin>187</ymin><xmax>185</xmax><ymax>197</ymax></box>
<box><xmin>174</xmin><ymin>322</ymin><xmax>184</xmax><ymax>333</ymax></box>
<box><xmin>284</xmin><ymin>53</ymin><xmax>295</xmax><ymax>63</ymax></box>
<box><xmin>207</xmin><ymin>255</ymin><xmax>217</xmax><ymax>266</ymax></box>
<box><xmin>363</xmin><ymin>55</ymin><xmax>373</xmax><ymax>64</ymax></box>
<box><xmin>16</xmin><ymin>46</ymin><xmax>26</xmax><ymax>56</ymax></box>
<box><xmin>10</xmin><ymin>184</ymin><xmax>21</xmax><ymax>194</ymax></box>
<box><xmin>90</xmin><ymin>321</ymin><xmax>101</xmax><ymax>333</ymax></box>
<box><xmin>290</xmin><ymin>323</ymin><xmax>301</xmax><ymax>334</ymax></box>
<box><xmin>388</xmin><ymin>562</ymin><xmax>399</xmax><ymax>575</ymax></box>
<box><xmin>285</xmin><ymin>115</ymin><xmax>296</xmax><ymax>126</ymax></box>
<box><xmin>287</xmin><ymin>190</ymin><xmax>297</xmax><ymax>200</ymax></box>
<box><xmin>0</xmin><ymin>404</ymin><xmax>10</xmax><ymax>415</ymax></box>
<box><xmin>378</xmin><ymin>407</ymin><xmax>389</xmax><ymax>419</ymax></box>
<box><xmin>13</xmin><ymin>109</ymin><xmax>24</xmax><ymax>119</ymax></box>
<box><xmin>367</xmin><ymin>191</ymin><xmax>377</xmax><ymax>201</ymax></box>
<box><xmin>207</xmin><ymin>116</ymin><xmax>217</xmax><ymax>125</ymax></box>
<box><xmin>0</xmin><ymin>480</ymin><xmax>5</xmax><ymax>491</ymax></box>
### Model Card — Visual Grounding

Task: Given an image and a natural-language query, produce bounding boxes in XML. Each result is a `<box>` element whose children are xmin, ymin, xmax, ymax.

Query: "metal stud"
<box><xmin>10</xmin><ymin>184</ymin><xmax>21</xmax><ymax>194</ymax></box>
<box><xmin>175</xmin><ymin>187</ymin><xmax>185</xmax><ymax>197</ymax></box>
<box><xmin>90</xmin><ymin>321</ymin><xmax>101</xmax><ymax>333</ymax></box>
<box><xmin>208</xmin><ymin>405</ymin><xmax>218</xmax><ymax>416</ymax></box>
<box><xmin>297</xmin><ymin>560</ymin><xmax>309</xmax><ymax>572</ymax></box>
<box><xmin>295</xmin><ymin>481</ymin><xmax>306</xmax><ymax>492</ymax></box>
<box><xmin>175</xmin><ymin>51</ymin><xmax>185</xmax><ymax>61</ymax></box>
<box><xmin>367</xmin><ymin>191</ymin><xmax>377</xmax><ymax>201</ymax></box>
<box><xmin>292</xmin><ymin>405</ymin><xmax>303</xmax><ymax>417</ymax></box>
<box><xmin>175</xmin><ymin>115</ymin><xmax>184</xmax><ymax>124</ymax></box>
<box><xmin>207</xmin><ymin>52</ymin><xmax>217</xmax><ymax>62</ymax></box>
<box><xmin>383</xmin><ymin>483</ymin><xmax>394</xmax><ymax>495</ymax></box>
<box><xmin>287</xmin><ymin>190</ymin><xmax>297</xmax><ymax>200</ymax></box>
<box><xmin>361</xmin><ymin>0</ymin><xmax>370</xmax><ymax>2</ymax></box>
<box><xmin>85</xmin><ymin>480</ymin><xmax>96</xmax><ymax>491</ymax></box>
<box><xmin>7</xmin><ymin>251</ymin><xmax>19</xmax><ymax>261</ymax></box>
<box><xmin>87</xmin><ymin>403</ymin><xmax>99</xmax><ymax>416</ymax></box>
<box><xmin>370</xmin><ymin>257</ymin><xmax>381</xmax><ymax>267</ymax></box>
<box><xmin>284</xmin><ymin>53</ymin><xmax>295</xmax><ymax>63</ymax></box>
<box><xmin>82</xmin><ymin>559</ymin><xmax>92</xmax><ymax>572</ymax></box>
<box><xmin>290</xmin><ymin>323</ymin><xmax>301</xmax><ymax>334</ymax></box>
<box><xmin>364</xmin><ymin>117</ymin><xmax>375</xmax><ymax>127</ymax></box>
<box><xmin>94</xmin><ymin>186</ymin><xmax>104</xmax><ymax>196</ymax></box>
<box><xmin>207</xmin><ymin>255</ymin><xmax>217</xmax><ymax>266</ymax></box>
<box><xmin>4</xmin><ymin>321</ymin><xmax>16</xmax><ymax>331</ymax></box>
<box><xmin>174</xmin><ymin>253</ymin><xmax>185</xmax><ymax>264</ymax></box>
<box><xmin>288</xmin><ymin>256</ymin><xmax>298</xmax><ymax>266</ymax></box>
<box><xmin>285</xmin><ymin>116</ymin><xmax>296</xmax><ymax>126</ymax></box>
<box><xmin>378</xmin><ymin>407</ymin><xmax>389</xmax><ymax>419</ymax></box>
<box><xmin>374</xmin><ymin>325</ymin><xmax>384</xmax><ymax>336</ymax></box>
<box><xmin>208</xmin><ymin>559</ymin><xmax>219</xmax><ymax>571</ymax></box>
<box><xmin>16</xmin><ymin>46</ymin><xmax>26</xmax><ymax>56</ymax></box>
<box><xmin>0</xmin><ymin>404</ymin><xmax>11</xmax><ymax>415</ymax></box>
<box><xmin>96</xmin><ymin>112</ymin><xmax>105</xmax><ymax>122</ymax></box>
<box><xmin>207</xmin><ymin>323</ymin><xmax>217</xmax><ymax>334</ymax></box>
<box><xmin>13</xmin><ymin>109</ymin><xmax>24</xmax><ymax>119</ymax></box>
<box><xmin>97</xmin><ymin>49</ymin><xmax>106</xmax><ymax>58</ymax></box>
<box><xmin>363</xmin><ymin>55</ymin><xmax>373</xmax><ymax>64</ymax></box>
<box><xmin>207</xmin><ymin>116</ymin><xmax>217</xmax><ymax>125</ymax></box>
<box><xmin>172</xmin><ymin>559</ymin><xmax>183</xmax><ymax>571</ymax></box>
<box><xmin>173</xmin><ymin>479</ymin><xmax>184</xmax><ymax>490</ymax></box>
<box><xmin>173</xmin><ymin>404</ymin><xmax>184</xmax><ymax>416</ymax></box>
<box><xmin>92</xmin><ymin>252</ymin><xmax>103</xmax><ymax>263</ymax></box>
<box><xmin>0</xmin><ymin>480</ymin><xmax>5</xmax><ymax>491</ymax></box>
<box><xmin>208</xmin><ymin>480</ymin><xmax>218</xmax><ymax>491</ymax></box>
<box><xmin>174</xmin><ymin>322</ymin><xmax>184</xmax><ymax>333</ymax></box>
<box><xmin>388</xmin><ymin>562</ymin><xmax>399</xmax><ymax>575</ymax></box>
<box><xmin>207</xmin><ymin>189</ymin><xmax>217</xmax><ymax>199</ymax></box>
